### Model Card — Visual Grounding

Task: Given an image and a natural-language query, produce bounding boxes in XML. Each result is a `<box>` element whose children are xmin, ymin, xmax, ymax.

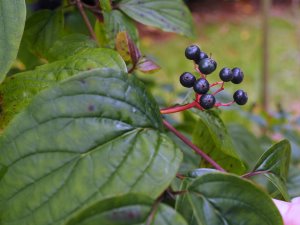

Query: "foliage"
<box><xmin>0</xmin><ymin>0</ymin><xmax>298</xmax><ymax>225</ymax></box>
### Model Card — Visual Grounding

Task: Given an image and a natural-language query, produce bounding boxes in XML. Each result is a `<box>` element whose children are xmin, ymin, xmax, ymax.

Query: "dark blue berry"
<box><xmin>185</xmin><ymin>45</ymin><xmax>200</xmax><ymax>61</ymax></box>
<box><xmin>199</xmin><ymin>94</ymin><xmax>216</xmax><ymax>109</ymax></box>
<box><xmin>195</xmin><ymin>51</ymin><xmax>208</xmax><ymax>64</ymax></box>
<box><xmin>193</xmin><ymin>78</ymin><xmax>210</xmax><ymax>94</ymax></box>
<box><xmin>219</xmin><ymin>67</ymin><xmax>233</xmax><ymax>82</ymax></box>
<box><xmin>198</xmin><ymin>58</ymin><xmax>217</xmax><ymax>75</ymax></box>
<box><xmin>231</xmin><ymin>67</ymin><xmax>244</xmax><ymax>84</ymax></box>
<box><xmin>180</xmin><ymin>72</ymin><xmax>196</xmax><ymax>88</ymax></box>
<box><xmin>233</xmin><ymin>89</ymin><xmax>248</xmax><ymax>105</ymax></box>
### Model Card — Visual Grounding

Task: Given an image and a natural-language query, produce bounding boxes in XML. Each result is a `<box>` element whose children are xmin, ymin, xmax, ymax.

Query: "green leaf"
<box><xmin>228</xmin><ymin>123</ymin><xmax>265</xmax><ymax>169</ymax></box>
<box><xmin>119</xmin><ymin>0</ymin><xmax>195</xmax><ymax>37</ymax></box>
<box><xmin>46</xmin><ymin>34</ymin><xmax>98</xmax><ymax>62</ymax></box>
<box><xmin>168</xmin><ymin>132</ymin><xmax>201</xmax><ymax>174</ymax></box>
<box><xmin>0</xmin><ymin>48</ymin><xmax>126</xmax><ymax>130</ymax></box>
<box><xmin>181</xmin><ymin>172</ymin><xmax>283</xmax><ymax>225</ymax></box>
<box><xmin>65</xmin><ymin>194</ymin><xmax>188</xmax><ymax>225</ymax></box>
<box><xmin>18</xmin><ymin>9</ymin><xmax>64</xmax><ymax>61</ymax></box>
<box><xmin>103</xmin><ymin>10</ymin><xmax>139</xmax><ymax>48</ymax></box>
<box><xmin>0</xmin><ymin>69</ymin><xmax>182</xmax><ymax>225</ymax></box>
<box><xmin>175</xmin><ymin>178</ymin><xmax>196</xmax><ymax>225</ymax></box>
<box><xmin>99</xmin><ymin>0</ymin><xmax>112</xmax><ymax>12</ymax></box>
<box><xmin>251</xmin><ymin>140</ymin><xmax>291</xmax><ymax>200</ymax></box>
<box><xmin>192</xmin><ymin>110</ymin><xmax>246</xmax><ymax>174</ymax></box>
<box><xmin>95</xmin><ymin>20</ymin><xmax>109</xmax><ymax>46</ymax></box>
<box><xmin>0</xmin><ymin>0</ymin><xmax>26</xmax><ymax>83</ymax></box>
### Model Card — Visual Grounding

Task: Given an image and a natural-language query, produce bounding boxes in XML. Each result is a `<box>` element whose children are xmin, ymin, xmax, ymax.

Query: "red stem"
<box><xmin>195</xmin><ymin>93</ymin><xmax>201</xmax><ymax>102</ymax></box>
<box><xmin>176</xmin><ymin>173</ymin><xmax>185</xmax><ymax>180</ymax></box>
<box><xmin>215</xmin><ymin>101</ymin><xmax>235</xmax><ymax>107</ymax></box>
<box><xmin>160</xmin><ymin>102</ymin><xmax>197</xmax><ymax>114</ymax></box>
<box><xmin>212</xmin><ymin>82</ymin><xmax>225</xmax><ymax>95</ymax></box>
<box><xmin>145</xmin><ymin>194</ymin><xmax>164</xmax><ymax>225</ymax></box>
<box><xmin>163</xmin><ymin>119</ymin><xmax>226</xmax><ymax>172</ymax></box>
<box><xmin>210</xmin><ymin>81</ymin><xmax>224</xmax><ymax>88</ymax></box>
<box><xmin>75</xmin><ymin>0</ymin><xmax>98</xmax><ymax>42</ymax></box>
<box><xmin>194</xmin><ymin>63</ymin><xmax>206</xmax><ymax>79</ymax></box>
<box><xmin>242</xmin><ymin>170</ymin><xmax>270</xmax><ymax>178</ymax></box>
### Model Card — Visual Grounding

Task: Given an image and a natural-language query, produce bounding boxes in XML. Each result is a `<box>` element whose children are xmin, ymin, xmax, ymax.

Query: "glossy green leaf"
<box><xmin>65</xmin><ymin>194</ymin><xmax>188</xmax><ymax>225</ymax></box>
<box><xmin>252</xmin><ymin>140</ymin><xmax>291</xmax><ymax>200</ymax></box>
<box><xmin>180</xmin><ymin>172</ymin><xmax>283</xmax><ymax>225</ymax></box>
<box><xmin>119</xmin><ymin>0</ymin><xmax>195</xmax><ymax>37</ymax></box>
<box><xmin>187</xmin><ymin>168</ymin><xmax>219</xmax><ymax>178</ymax></box>
<box><xmin>0</xmin><ymin>69</ymin><xmax>182</xmax><ymax>225</ymax></box>
<box><xmin>0</xmin><ymin>0</ymin><xmax>26</xmax><ymax>83</ymax></box>
<box><xmin>228</xmin><ymin>123</ymin><xmax>265</xmax><ymax>169</ymax></box>
<box><xmin>19</xmin><ymin>9</ymin><xmax>64</xmax><ymax>59</ymax></box>
<box><xmin>192</xmin><ymin>110</ymin><xmax>246</xmax><ymax>174</ymax></box>
<box><xmin>103</xmin><ymin>10</ymin><xmax>138</xmax><ymax>48</ymax></box>
<box><xmin>175</xmin><ymin>169</ymin><xmax>217</xmax><ymax>225</ymax></box>
<box><xmin>0</xmin><ymin>48</ymin><xmax>126</xmax><ymax>130</ymax></box>
<box><xmin>46</xmin><ymin>34</ymin><xmax>98</xmax><ymax>62</ymax></box>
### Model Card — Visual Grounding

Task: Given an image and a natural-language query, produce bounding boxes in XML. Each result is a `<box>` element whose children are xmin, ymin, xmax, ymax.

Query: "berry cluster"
<box><xmin>181</xmin><ymin>45</ymin><xmax>248</xmax><ymax>110</ymax></box>
<box><xmin>160</xmin><ymin>45</ymin><xmax>248</xmax><ymax>115</ymax></box>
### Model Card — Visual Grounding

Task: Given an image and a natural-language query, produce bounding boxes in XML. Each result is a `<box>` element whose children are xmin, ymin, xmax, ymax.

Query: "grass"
<box><xmin>139</xmin><ymin>14</ymin><xmax>299</xmax><ymax>115</ymax></box>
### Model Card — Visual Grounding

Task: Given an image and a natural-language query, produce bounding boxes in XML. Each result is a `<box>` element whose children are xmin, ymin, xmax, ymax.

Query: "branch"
<box><xmin>75</xmin><ymin>0</ymin><xmax>98</xmax><ymax>42</ymax></box>
<box><xmin>160</xmin><ymin>102</ymin><xmax>197</xmax><ymax>114</ymax></box>
<box><xmin>162</xmin><ymin>119</ymin><xmax>226</xmax><ymax>172</ymax></box>
<box><xmin>145</xmin><ymin>194</ymin><xmax>164</xmax><ymax>225</ymax></box>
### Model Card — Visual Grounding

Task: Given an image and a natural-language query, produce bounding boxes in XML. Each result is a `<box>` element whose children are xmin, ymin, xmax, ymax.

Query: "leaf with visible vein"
<box><xmin>103</xmin><ymin>10</ymin><xmax>138</xmax><ymax>48</ymax></box>
<box><xmin>192</xmin><ymin>110</ymin><xmax>246</xmax><ymax>174</ymax></box>
<box><xmin>65</xmin><ymin>194</ymin><xmax>188</xmax><ymax>225</ymax></box>
<box><xmin>251</xmin><ymin>140</ymin><xmax>291</xmax><ymax>200</ymax></box>
<box><xmin>119</xmin><ymin>0</ymin><xmax>195</xmax><ymax>37</ymax></box>
<box><xmin>177</xmin><ymin>172</ymin><xmax>283</xmax><ymax>225</ymax></box>
<box><xmin>0</xmin><ymin>68</ymin><xmax>182</xmax><ymax>225</ymax></box>
<box><xmin>0</xmin><ymin>0</ymin><xmax>26</xmax><ymax>83</ymax></box>
<box><xmin>0</xmin><ymin>48</ymin><xmax>126</xmax><ymax>130</ymax></box>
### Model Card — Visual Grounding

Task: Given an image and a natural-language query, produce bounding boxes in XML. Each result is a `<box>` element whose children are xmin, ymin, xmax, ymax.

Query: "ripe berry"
<box><xmin>180</xmin><ymin>72</ymin><xmax>196</xmax><ymax>88</ymax></box>
<box><xmin>233</xmin><ymin>89</ymin><xmax>248</xmax><ymax>105</ymax></box>
<box><xmin>219</xmin><ymin>67</ymin><xmax>233</xmax><ymax>82</ymax></box>
<box><xmin>198</xmin><ymin>58</ymin><xmax>217</xmax><ymax>75</ymax></box>
<box><xmin>199</xmin><ymin>94</ymin><xmax>216</xmax><ymax>109</ymax></box>
<box><xmin>195</xmin><ymin>51</ymin><xmax>208</xmax><ymax>64</ymax></box>
<box><xmin>185</xmin><ymin>45</ymin><xmax>200</xmax><ymax>61</ymax></box>
<box><xmin>231</xmin><ymin>67</ymin><xmax>244</xmax><ymax>84</ymax></box>
<box><xmin>193</xmin><ymin>78</ymin><xmax>210</xmax><ymax>94</ymax></box>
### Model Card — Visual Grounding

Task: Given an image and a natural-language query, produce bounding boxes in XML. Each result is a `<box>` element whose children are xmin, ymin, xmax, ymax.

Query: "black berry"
<box><xmin>180</xmin><ymin>72</ymin><xmax>196</xmax><ymax>88</ymax></box>
<box><xmin>198</xmin><ymin>58</ymin><xmax>217</xmax><ymax>75</ymax></box>
<box><xmin>233</xmin><ymin>89</ymin><xmax>248</xmax><ymax>105</ymax></box>
<box><xmin>185</xmin><ymin>45</ymin><xmax>200</xmax><ymax>61</ymax></box>
<box><xmin>195</xmin><ymin>51</ymin><xmax>208</xmax><ymax>64</ymax></box>
<box><xmin>219</xmin><ymin>67</ymin><xmax>233</xmax><ymax>82</ymax></box>
<box><xmin>199</xmin><ymin>94</ymin><xmax>216</xmax><ymax>109</ymax></box>
<box><xmin>193</xmin><ymin>78</ymin><xmax>210</xmax><ymax>94</ymax></box>
<box><xmin>231</xmin><ymin>67</ymin><xmax>244</xmax><ymax>84</ymax></box>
